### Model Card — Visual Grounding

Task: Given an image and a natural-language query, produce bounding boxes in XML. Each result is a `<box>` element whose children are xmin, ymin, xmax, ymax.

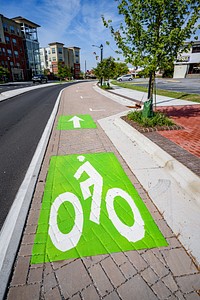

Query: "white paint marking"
<box><xmin>68</xmin><ymin>116</ymin><xmax>84</xmax><ymax>128</ymax></box>
<box><xmin>89</xmin><ymin>108</ymin><xmax>105</xmax><ymax>112</ymax></box>
<box><xmin>0</xmin><ymin>87</ymin><xmax>65</xmax><ymax>300</ymax></box>
<box><xmin>80</xmin><ymin>96</ymin><xmax>91</xmax><ymax>99</ymax></box>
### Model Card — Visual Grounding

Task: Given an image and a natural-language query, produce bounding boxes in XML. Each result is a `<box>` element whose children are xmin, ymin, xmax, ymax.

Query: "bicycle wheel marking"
<box><xmin>31</xmin><ymin>152</ymin><xmax>167</xmax><ymax>264</ymax></box>
<box><xmin>57</xmin><ymin>114</ymin><xmax>97</xmax><ymax>130</ymax></box>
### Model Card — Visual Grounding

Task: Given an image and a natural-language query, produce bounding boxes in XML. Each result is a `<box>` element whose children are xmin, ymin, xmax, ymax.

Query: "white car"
<box><xmin>117</xmin><ymin>74</ymin><xmax>133</xmax><ymax>82</ymax></box>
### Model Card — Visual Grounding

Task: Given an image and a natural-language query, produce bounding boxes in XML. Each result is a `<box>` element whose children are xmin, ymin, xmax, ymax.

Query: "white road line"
<box><xmin>0</xmin><ymin>87</ymin><xmax>65</xmax><ymax>300</ymax></box>
<box><xmin>80</xmin><ymin>96</ymin><xmax>91</xmax><ymax>99</ymax></box>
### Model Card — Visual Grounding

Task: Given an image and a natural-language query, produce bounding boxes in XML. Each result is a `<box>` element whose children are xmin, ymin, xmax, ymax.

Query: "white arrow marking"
<box><xmin>68</xmin><ymin>116</ymin><xmax>84</xmax><ymax>128</ymax></box>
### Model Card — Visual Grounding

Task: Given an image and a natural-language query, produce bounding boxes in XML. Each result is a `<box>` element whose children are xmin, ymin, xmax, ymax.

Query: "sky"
<box><xmin>1</xmin><ymin>0</ymin><xmax>125</xmax><ymax>71</ymax></box>
<box><xmin>1</xmin><ymin>1</ymin><xmax>200</xmax><ymax>72</ymax></box>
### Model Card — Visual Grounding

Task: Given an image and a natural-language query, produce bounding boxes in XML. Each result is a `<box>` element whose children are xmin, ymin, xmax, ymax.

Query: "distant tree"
<box><xmin>57</xmin><ymin>63</ymin><xmax>72</xmax><ymax>80</ymax></box>
<box><xmin>43</xmin><ymin>68</ymin><xmax>49</xmax><ymax>76</ymax></box>
<box><xmin>94</xmin><ymin>57</ymin><xmax>116</xmax><ymax>84</ymax></box>
<box><xmin>0</xmin><ymin>66</ymin><xmax>9</xmax><ymax>82</ymax></box>
<box><xmin>114</xmin><ymin>62</ymin><xmax>129</xmax><ymax>78</ymax></box>
<box><xmin>102</xmin><ymin>0</ymin><xmax>200</xmax><ymax>102</ymax></box>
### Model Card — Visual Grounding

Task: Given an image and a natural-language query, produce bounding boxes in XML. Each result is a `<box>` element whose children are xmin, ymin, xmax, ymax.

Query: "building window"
<box><xmin>2</xmin><ymin>48</ymin><xmax>6</xmax><ymax>55</ymax></box>
<box><xmin>17</xmin><ymin>28</ymin><xmax>20</xmax><ymax>35</ymax></box>
<box><xmin>58</xmin><ymin>48</ymin><xmax>62</xmax><ymax>54</ymax></box>
<box><xmin>5</xmin><ymin>36</ymin><xmax>10</xmax><ymax>44</ymax></box>
<box><xmin>0</xmin><ymin>35</ymin><xmax>2</xmax><ymax>42</ymax></box>
<box><xmin>189</xmin><ymin>63</ymin><xmax>200</xmax><ymax>74</ymax></box>
<box><xmin>52</xmin><ymin>48</ymin><xmax>55</xmax><ymax>54</ymax></box>
<box><xmin>3</xmin><ymin>23</ymin><xmax>8</xmax><ymax>31</ymax></box>
<box><xmin>1</xmin><ymin>61</ymin><xmax>5</xmax><ymax>66</ymax></box>
<box><xmin>12</xmin><ymin>38</ymin><xmax>17</xmax><ymax>45</ymax></box>
<box><xmin>7</xmin><ymin>49</ymin><xmax>12</xmax><ymax>57</ymax></box>
<box><xmin>192</xmin><ymin>45</ymin><xmax>200</xmax><ymax>53</ymax></box>
<box><xmin>10</xmin><ymin>61</ymin><xmax>14</xmax><ymax>67</ymax></box>
<box><xmin>16</xmin><ymin>63</ymin><xmax>20</xmax><ymax>68</ymax></box>
<box><xmin>14</xmin><ymin>51</ymin><xmax>19</xmax><ymax>57</ymax></box>
<box><xmin>10</xmin><ymin>26</ymin><xmax>15</xmax><ymax>34</ymax></box>
<box><xmin>52</xmin><ymin>57</ymin><xmax>56</xmax><ymax>61</ymax></box>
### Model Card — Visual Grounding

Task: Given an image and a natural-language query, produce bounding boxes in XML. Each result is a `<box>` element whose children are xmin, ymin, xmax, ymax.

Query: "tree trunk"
<box><xmin>147</xmin><ymin>71</ymin><xmax>155</xmax><ymax>100</ymax></box>
<box><xmin>142</xmin><ymin>71</ymin><xmax>155</xmax><ymax>118</ymax></box>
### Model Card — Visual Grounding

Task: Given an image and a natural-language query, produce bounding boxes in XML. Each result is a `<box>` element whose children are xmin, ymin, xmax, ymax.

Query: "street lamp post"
<box><xmin>92</xmin><ymin>44</ymin><xmax>103</xmax><ymax>86</ymax></box>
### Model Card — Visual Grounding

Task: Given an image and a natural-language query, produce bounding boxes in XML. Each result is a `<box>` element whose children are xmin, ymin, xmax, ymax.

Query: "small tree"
<box><xmin>102</xmin><ymin>0</ymin><xmax>200</xmax><ymax>103</ymax></box>
<box><xmin>114</xmin><ymin>62</ymin><xmax>129</xmax><ymax>78</ymax></box>
<box><xmin>57</xmin><ymin>63</ymin><xmax>72</xmax><ymax>80</ymax></box>
<box><xmin>43</xmin><ymin>68</ymin><xmax>49</xmax><ymax>76</ymax></box>
<box><xmin>94</xmin><ymin>57</ymin><xmax>116</xmax><ymax>84</ymax></box>
<box><xmin>0</xmin><ymin>66</ymin><xmax>10</xmax><ymax>82</ymax></box>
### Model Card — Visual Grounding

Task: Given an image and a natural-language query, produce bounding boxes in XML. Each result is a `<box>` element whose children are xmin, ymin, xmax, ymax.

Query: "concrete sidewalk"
<box><xmin>109</xmin><ymin>83</ymin><xmax>199</xmax><ymax>106</ymax></box>
<box><xmin>2</xmin><ymin>82</ymin><xmax>200</xmax><ymax>299</ymax></box>
<box><xmin>0</xmin><ymin>82</ymin><xmax>60</xmax><ymax>102</ymax></box>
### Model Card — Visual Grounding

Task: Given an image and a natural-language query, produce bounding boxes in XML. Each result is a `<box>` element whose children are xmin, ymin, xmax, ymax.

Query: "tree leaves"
<box><xmin>93</xmin><ymin>57</ymin><xmax>129</xmax><ymax>80</ymax></box>
<box><xmin>102</xmin><ymin>0</ymin><xmax>200</xmax><ymax>98</ymax></box>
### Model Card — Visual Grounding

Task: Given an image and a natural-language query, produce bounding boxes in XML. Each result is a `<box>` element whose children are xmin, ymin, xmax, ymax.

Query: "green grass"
<box><xmin>111</xmin><ymin>80</ymin><xmax>200</xmax><ymax>103</ymax></box>
<box><xmin>127</xmin><ymin>110</ymin><xmax>174</xmax><ymax>128</ymax></box>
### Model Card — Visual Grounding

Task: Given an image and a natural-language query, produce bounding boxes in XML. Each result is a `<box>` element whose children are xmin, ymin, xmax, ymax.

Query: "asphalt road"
<box><xmin>131</xmin><ymin>78</ymin><xmax>200</xmax><ymax>94</ymax></box>
<box><xmin>0</xmin><ymin>83</ymin><xmax>76</xmax><ymax>229</ymax></box>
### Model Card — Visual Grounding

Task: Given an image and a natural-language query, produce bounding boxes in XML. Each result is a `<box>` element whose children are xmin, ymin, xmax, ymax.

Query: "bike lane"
<box><xmin>7</xmin><ymin>82</ymin><xmax>200</xmax><ymax>300</ymax></box>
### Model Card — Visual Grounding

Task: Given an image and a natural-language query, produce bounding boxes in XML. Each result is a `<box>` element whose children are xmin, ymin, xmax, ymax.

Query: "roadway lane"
<box><xmin>0</xmin><ymin>83</ymin><xmax>75</xmax><ymax>229</ymax></box>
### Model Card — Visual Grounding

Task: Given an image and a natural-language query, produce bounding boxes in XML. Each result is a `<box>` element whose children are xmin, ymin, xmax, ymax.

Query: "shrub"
<box><xmin>127</xmin><ymin>110</ymin><xmax>174</xmax><ymax>127</ymax></box>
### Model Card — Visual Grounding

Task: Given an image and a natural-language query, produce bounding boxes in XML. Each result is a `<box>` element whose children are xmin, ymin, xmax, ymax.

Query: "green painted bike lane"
<box><xmin>31</xmin><ymin>152</ymin><xmax>167</xmax><ymax>264</ymax></box>
<box><xmin>57</xmin><ymin>114</ymin><xmax>97</xmax><ymax>130</ymax></box>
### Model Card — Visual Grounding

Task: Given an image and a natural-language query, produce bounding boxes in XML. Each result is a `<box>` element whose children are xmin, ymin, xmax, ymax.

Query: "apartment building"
<box><xmin>0</xmin><ymin>14</ymin><xmax>41</xmax><ymax>81</ymax></box>
<box><xmin>40</xmin><ymin>47</ymin><xmax>49</xmax><ymax>70</ymax></box>
<box><xmin>68</xmin><ymin>46</ymin><xmax>81</xmax><ymax>79</ymax></box>
<box><xmin>40</xmin><ymin>42</ymin><xmax>80</xmax><ymax>79</ymax></box>
<box><xmin>0</xmin><ymin>14</ymin><xmax>27</xmax><ymax>81</ymax></box>
<box><xmin>174</xmin><ymin>41</ymin><xmax>200</xmax><ymax>78</ymax></box>
<box><xmin>12</xmin><ymin>16</ymin><xmax>41</xmax><ymax>79</ymax></box>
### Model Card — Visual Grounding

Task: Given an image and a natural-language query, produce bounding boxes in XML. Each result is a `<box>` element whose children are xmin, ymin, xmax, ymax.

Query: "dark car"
<box><xmin>32</xmin><ymin>74</ymin><xmax>48</xmax><ymax>84</ymax></box>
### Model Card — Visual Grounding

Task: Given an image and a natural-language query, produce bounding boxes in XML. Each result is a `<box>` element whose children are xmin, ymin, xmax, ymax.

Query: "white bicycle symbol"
<box><xmin>48</xmin><ymin>155</ymin><xmax>145</xmax><ymax>252</ymax></box>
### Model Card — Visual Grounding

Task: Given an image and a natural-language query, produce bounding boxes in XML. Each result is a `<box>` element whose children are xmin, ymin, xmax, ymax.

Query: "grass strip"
<box><xmin>111</xmin><ymin>80</ymin><xmax>200</xmax><ymax>103</ymax></box>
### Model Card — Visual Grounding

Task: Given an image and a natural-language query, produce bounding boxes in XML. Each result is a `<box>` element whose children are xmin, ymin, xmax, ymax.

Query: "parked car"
<box><xmin>32</xmin><ymin>74</ymin><xmax>48</xmax><ymax>84</ymax></box>
<box><xmin>117</xmin><ymin>74</ymin><xmax>133</xmax><ymax>82</ymax></box>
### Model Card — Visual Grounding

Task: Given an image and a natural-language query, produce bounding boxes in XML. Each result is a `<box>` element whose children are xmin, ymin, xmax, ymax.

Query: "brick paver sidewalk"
<box><xmin>6</xmin><ymin>82</ymin><xmax>200</xmax><ymax>300</ymax></box>
<box><xmin>158</xmin><ymin>105</ymin><xmax>200</xmax><ymax>158</ymax></box>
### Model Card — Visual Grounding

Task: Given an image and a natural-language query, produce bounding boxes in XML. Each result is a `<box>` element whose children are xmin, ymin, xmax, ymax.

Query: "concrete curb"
<box><xmin>93</xmin><ymin>84</ymin><xmax>137</xmax><ymax>107</ymax></box>
<box><xmin>115</xmin><ymin>116</ymin><xmax>200</xmax><ymax>201</ymax></box>
<box><xmin>95</xmin><ymin>86</ymin><xmax>200</xmax><ymax>265</ymax></box>
<box><xmin>0</xmin><ymin>87</ymin><xmax>64</xmax><ymax>300</ymax></box>
<box><xmin>94</xmin><ymin>84</ymin><xmax>200</xmax><ymax>199</ymax></box>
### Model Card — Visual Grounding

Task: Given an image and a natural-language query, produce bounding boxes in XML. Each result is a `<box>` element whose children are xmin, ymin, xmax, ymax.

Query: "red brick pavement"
<box><xmin>157</xmin><ymin>105</ymin><xmax>200</xmax><ymax>158</ymax></box>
